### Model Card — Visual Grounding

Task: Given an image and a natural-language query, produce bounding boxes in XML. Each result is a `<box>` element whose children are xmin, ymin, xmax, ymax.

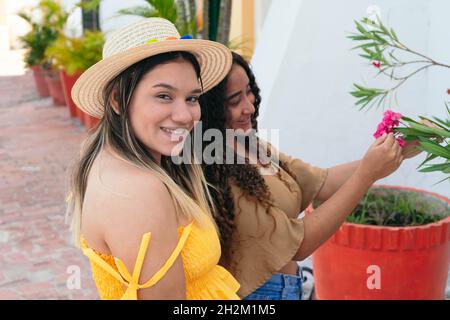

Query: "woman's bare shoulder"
<box><xmin>81</xmin><ymin>149</ymin><xmax>177</xmax><ymax>252</ymax></box>
<box><xmin>97</xmin><ymin>149</ymin><xmax>163</xmax><ymax>188</ymax></box>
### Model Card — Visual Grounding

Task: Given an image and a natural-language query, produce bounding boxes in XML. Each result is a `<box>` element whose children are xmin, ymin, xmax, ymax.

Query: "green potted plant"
<box><xmin>17</xmin><ymin>3</ymin><xmax>57</xmax><ymax>97</ymax></box>
<box><xmin>19</xmin><ymin>27</ymin><xmax>52</xmax><ymax>97</ymax></box>
<box><xmin>19</xmin><ymin>0</ymin><xmax>69</xmax><ymax>105</ymax></box>
<box><xmin>309</xmin><ymin>17</ymin><xmax>450</xmax><ymax>300</ymax></box>
<box><xmin>116</xmin><ymin>0</ymin><xmax>198</xmax><ymax>38</ymax></box>
<box><xmin>41</xmin><ymin>0</ymin><xmax>69</xmax><ymax>106</ymax></box>
<box><xmin>45</xmin><ymin>31</ymin><xmax>104</xmax><ymax>126</ymax></box>
<box><xmin>310</xmin><ymin>186</ymin><xmax>449</xmax><ymax>300</ymax></box>
<box><xmin>44</xmin><ymin>66</ymin><xmax>67</xmax><ymax>106</ymax></box>
<box><xmin>116</xmin><ymin>0</ymin><xmax>233</xmax><ymax>45</ymax></box>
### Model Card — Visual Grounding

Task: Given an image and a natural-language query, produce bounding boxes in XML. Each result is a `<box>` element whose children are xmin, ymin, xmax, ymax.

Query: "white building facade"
<box><xmin>252</xmin><ymin>0</ymin><xmax>450</xmax><ymax>197</ymax></box>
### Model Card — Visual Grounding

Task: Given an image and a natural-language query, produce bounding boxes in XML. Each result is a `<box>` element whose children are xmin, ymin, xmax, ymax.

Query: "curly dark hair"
<box><xmin>199</xmin><ymin>52</ymin><xmax>296</xmax><ymax>263</ymax></box>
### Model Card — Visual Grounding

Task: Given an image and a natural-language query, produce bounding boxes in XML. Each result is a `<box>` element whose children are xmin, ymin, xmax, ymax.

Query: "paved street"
<box><xmin>0</xmin><ymin>51</ymin><xmax>98</xmax><ymax>299</ymax></box>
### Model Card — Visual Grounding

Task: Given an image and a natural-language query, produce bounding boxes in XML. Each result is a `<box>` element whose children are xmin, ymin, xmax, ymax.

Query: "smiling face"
<box><xmin>128</xmin><ymin>59</ymin><xmax>202</xmax><ymax>162</ymax></box>
<box><xmin>224</xmin><ymin>64</ymin><xmax>256</xmax><ymax>133</ymax></box>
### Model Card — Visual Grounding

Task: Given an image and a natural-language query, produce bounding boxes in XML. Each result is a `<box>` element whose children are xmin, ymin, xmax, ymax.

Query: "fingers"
<box><xmin>381</xmin><ymin>134</ymin><xmax>401</xmax><ymax>166</ymax></box>
<box><xmin>392</xmin><ymin>137</ymin><xmax>404</xmax><ymax>166</ymax></box>
<box><xmin>396</xmin><ymin>144</ymin><xmax>403</xmax><ymax>160</ymax></box>
<box><xmin>374</xmin><ymin>133</ymin><xmax>395</xmax><ymax>152</ymax></box>
<box><xmin>383</xmin><ymin>133</ymin><xmax>396</xmax><ymax>148</ymax></box>
<box><xmin>374</xmin><ymin>133</ymin><xmax>389</xmax><ymax>146</ymax></box>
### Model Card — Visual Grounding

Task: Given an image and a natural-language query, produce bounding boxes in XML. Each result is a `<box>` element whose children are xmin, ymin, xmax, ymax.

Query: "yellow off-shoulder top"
<box><xmin>80</xmin><ymin>219</ymin><xmax>240</xmax><ymax>300</ymax></box>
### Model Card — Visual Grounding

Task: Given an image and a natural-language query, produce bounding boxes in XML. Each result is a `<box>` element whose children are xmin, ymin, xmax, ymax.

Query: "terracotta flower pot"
<box><xmin>30</xmin><ymin>65</ymin><xmax>50</xmax><ymax>97</ymax></box>
<box><xmin>60</xmin><ymin>70</ymin><xmax>81</xmax><ymax>118</ymax></box>
<box><xmin>84</xmin><ymin>113</ymin><xmax>100</xmax><ymax>130</ymax></box>
<box><xmin>309</xmin><ymin>185</ymin><xmax>450</xmax><ymax>300</ymax></box>
<box><xmin>44</xmin><ymin>70</ymin><xmax>66</xmax><ymax>106</ymax></box>
<box><xmin>77</xmin><ymin>109</ymin><xmax>87</xmax><ymax>125</ymax></box>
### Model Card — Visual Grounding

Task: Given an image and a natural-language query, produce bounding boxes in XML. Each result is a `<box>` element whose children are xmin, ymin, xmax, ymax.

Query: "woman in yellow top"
<box><xmin>65</xmin><ymin>18</ymin><xmax>239</xmax><ymax>300</ymax></box>
<box><xmin>199</xmin><ymin>52</ymin><xmax>422</xmax><ymax>299</ymax></box>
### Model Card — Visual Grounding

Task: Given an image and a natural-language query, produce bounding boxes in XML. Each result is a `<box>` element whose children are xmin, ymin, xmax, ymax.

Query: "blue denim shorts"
<box><xmin>243</xmin><ymin>267</ymin><xmax>304</xmax><ymax>300</ymax></box>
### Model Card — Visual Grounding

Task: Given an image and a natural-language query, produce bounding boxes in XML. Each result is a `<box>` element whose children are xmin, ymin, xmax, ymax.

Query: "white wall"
<box><xmin>98</xmin><ymin>0</ymin><xmax>145</xmax><ymax>38</ymax></box>
<box><xmin>61</xmin><ymin>0</ymin><xmax>144</xmax><ymax>38</ymax></box>
<box><xmin>5</xmin><ymin>0</ymin><xmax>37</xmax><ymax>49</ymax></box>
<box><xmin>252</xmin><ymin>0</ymin><xmax>450</xmax><ymax>197</ymax></box>
<box><xmin>253</xmin><ymin>0</ymin><xmax>272</xmax><ymax>44</ymax></box>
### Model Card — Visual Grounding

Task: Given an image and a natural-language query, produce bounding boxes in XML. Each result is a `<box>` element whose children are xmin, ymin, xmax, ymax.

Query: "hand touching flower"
<box><xmin>373</xmin><ymin>109</ymin><xmax>406</xmax><ymax>147</ymax></box>
<box><xmin>401</xmin><ymin>140</ymin><xmax>421</xmax><ymax>159</ymax></box>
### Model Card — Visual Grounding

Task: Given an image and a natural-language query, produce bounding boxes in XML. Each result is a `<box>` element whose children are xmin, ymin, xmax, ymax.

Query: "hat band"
<box><xmin>145</xmin><ymin>34</ymin><xmax>194</xmax><ymax>45</ymax></box>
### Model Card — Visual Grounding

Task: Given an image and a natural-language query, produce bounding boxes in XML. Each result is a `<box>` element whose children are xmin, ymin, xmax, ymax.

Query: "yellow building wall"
<box><xmin>229</xmin><ymin>0</ymin><xmax>254</xmax><ymax>60</ymax></box>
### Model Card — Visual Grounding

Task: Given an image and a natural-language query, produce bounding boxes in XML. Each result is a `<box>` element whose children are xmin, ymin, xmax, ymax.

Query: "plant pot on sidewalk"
<box><xmin>44</xmin><ymin>31</ymin><xmax>104</xmax><ymax>123</ymax></box>
<box><xmin>84</xmin><ymin>113</ymin><xmax>100</xmax><ymax>130</ymax></box>
<box><xmin>309</xmin><ymin>185</ymin><xmax>450</xmax><ymax>300</ymax></box>
<box><xmin>59</xmin><ymin>70</ymin><xmax>81</xmax><ymax>118</ymax></box>
<box><xmin>44</xmin><ymin>69</ymin><xmax>66</xmax><ymax>106</ymax></box>
<box><xmin>30</xmin><ymin>65</ymin><xmax>50</xmax><ymax>97</ymax></box>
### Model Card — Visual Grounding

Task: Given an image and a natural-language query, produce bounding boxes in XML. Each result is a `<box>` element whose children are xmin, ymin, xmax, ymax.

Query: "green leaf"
<box><xmin>400</xmin><ymin>116</ymin><xmax>421</xmax><ymax>125</ymax></box>
<box><xmin>356</xmin><ymin>97</ymin><xmax>372</xmax><ymax>105</ymax></box>
<box><xmin>418</xmin><ymin>153</ymin><xmax>439</xmax><ymax>168</ymax></box>
<box><xmin>395</xmin><ymin>127</ymin><xmax>435</xmax><ymax>137</ymax></box>
<box><xmin>409</xmin><ymin>121</ymin><xmax>450</xmax><ymax>138</ymax></box>
<box><xmin>355</xmin><ymin>20</ymin><xmax>369</xmax><ymax>36</ymax></box>
<box><xmin>347</xmin><ymin>35</ymin><xmax>369</xmax><ymax>41</ymax></box>
<box><xmin>431</xmin><ymin>116</ymin><xmax>450</xmax><ymax>130</ymax></box>
<box><xmin>379</xmin><ymin>22</ymin><xmax>390</xmax><ymax>35</ymax></box>
<box><xmin>418</xmin><ymin>115</ymin><xmax>449</xmax><ymax>130</ymax></box>
<box><xmin>117</xmin><ymin>6</ymin><xmax>159</xmax><ymax>18</ymax></box>
<box><xmin>390</xmin><ymin>28</ymin><xmax>399</xmax><ymax>41</ymax></box>
<box><xmin>353</xmin><ymin>83</ymin><xmax>384</xmax><ymax>94</ymax></box>
<box><xmin>419</xmin><ymin>162</ymin><xmax>450</xmax><ymax>173</ymax></box>
<box><xmin>76</xmin><ymin>0</ymin><xmax>101</xmax><ymax>11</ymax></box>
<box><xmin>359</xmin><ymin>53</ymin><xmax>373</xmax><ymax>60</ymax></box>
<box><xmin>418</xmin><ymin>140</ymin><xmax>450</xmax><ymax>159</ymax></box>
<box><xmin>350</xmin><ymin>90</ymin><xmax>369</xmax><ymax>98</ymax></box>
<box><xmin>116</xmin><ymin>0</ymin><xmax>178</xmax><ymax>23</ymax></box>
<box><xmin>352</xmin><ymin>42</ymin><xmax>380</xmax><ymax>50</ymax></box>
<box><xmin>370</xmin><ymin>31</ymin><xmax>388</xmax><ymax>44</ymax></box>
<box><xmin>403</xmin><ymin>135</ymin><xmax>421</xmax><ymax>141</ymax></box>
<box><xmin>433</xmin><ymin>176</ymin><xmax>450</xmax><ymax>185</ymax></box>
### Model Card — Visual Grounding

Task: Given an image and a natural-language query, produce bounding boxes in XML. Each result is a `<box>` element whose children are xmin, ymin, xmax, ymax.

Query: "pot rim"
<box><xmin>342</xmin><ymin>184</ymin><xmax>450</xmax><ymax>230</ymax></box>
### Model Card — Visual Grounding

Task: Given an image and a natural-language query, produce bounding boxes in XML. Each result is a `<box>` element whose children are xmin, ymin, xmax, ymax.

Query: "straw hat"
<box><xmin>71</xmin><ymin>18</ymin><xmax>232</xmax><ymax>118</ymax></box>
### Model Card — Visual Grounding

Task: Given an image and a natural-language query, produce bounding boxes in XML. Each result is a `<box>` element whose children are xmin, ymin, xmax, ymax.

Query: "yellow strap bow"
<box><xmin>82</xmin><ymin>222</ymin><xmax>193</xmax><ymax>300</ymax></box>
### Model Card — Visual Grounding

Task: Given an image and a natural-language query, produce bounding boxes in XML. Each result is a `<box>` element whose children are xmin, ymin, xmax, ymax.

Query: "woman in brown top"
<box><xmin>199</xmin><ymin>52</ymin><xmax>421</xmax><ymax>300</ymax></box>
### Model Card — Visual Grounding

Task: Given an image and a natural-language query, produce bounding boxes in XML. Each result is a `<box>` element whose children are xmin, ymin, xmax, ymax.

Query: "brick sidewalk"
<box><xmin>0</xmin><ymin>70</ymin><xmax>98</xmax><ymax>299</ymax></box>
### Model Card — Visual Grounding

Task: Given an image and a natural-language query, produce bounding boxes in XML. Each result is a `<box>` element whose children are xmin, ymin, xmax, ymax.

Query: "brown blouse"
<box><xmin>222</xmin><ymin>148</ymin><xmax>328</xmax><ymax>297</ymax></box>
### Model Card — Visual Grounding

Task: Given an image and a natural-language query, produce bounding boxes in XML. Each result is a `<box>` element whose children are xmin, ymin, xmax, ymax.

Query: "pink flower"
<box><xmin>396</xmin><ymin>136</ymin><xmax>406</xmax><ymax>148</ymax></box>
<box><xmin>372</xmin><ymin>60</ymin><xmax>381</xmax><ymax>69</ymax></box>
<box><xmin>373</xmin><ymin>122</ymin><xmax>387</xmax><ymax>138</ymax></box>
<box><xmin>373</xmin><ymin>109</ymin><xmax>406</xmax><ymax>148</ymax></box>
<box><xmin>373</xmin><ymin>109</ymin><xmax>403</xmax><ymax>138</ymax></box>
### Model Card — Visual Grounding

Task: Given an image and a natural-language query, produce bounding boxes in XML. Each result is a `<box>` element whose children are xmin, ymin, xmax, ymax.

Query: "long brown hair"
<box><xmin>66</xmin><ymin>51</ymin><xmax>216</xmax><ymax>245</ymax></box>
<box><xmin>199</xmin><ymin>52</ymin><xmax>296</xmax><ymax>261</ymax></box>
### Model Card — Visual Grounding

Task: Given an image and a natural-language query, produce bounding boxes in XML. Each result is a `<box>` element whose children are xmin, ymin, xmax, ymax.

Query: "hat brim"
<box><xmin>71</xmin><ymin>39</ymin><xmax>232</xmax><ymax>119</ymax></box>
